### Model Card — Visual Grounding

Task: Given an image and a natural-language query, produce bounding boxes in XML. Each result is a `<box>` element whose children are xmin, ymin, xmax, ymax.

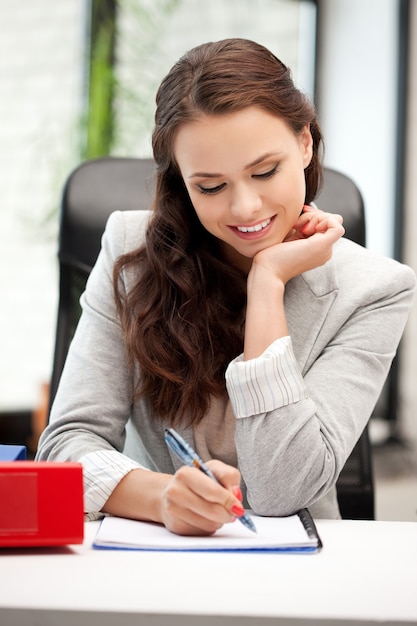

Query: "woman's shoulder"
<box><xmin>104</xmin><ymin>210</ymin><xmax>152</xmax><ymax>255</ymax></box>
<box><xmin>333</xmin><ymin>237</ymin><xmax>416</xmax><ymax>292</ymax></box>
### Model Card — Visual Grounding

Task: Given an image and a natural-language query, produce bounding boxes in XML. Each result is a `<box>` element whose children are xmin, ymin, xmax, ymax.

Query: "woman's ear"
<box><xmin>300</xmin><ymin>125</ymin><xmax>313</xmax><ymax>168</ymax></box>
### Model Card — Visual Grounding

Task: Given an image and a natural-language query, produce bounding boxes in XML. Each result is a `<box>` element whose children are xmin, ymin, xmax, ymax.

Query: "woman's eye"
<box><xmin>254</xmin><ymin>165</ymin><xmax>278</xmax><ymax>180</ymax></box>
<box><xmin>198</xmin><ymin>183</ymin><xmax>226</xmax><ymax>195</ymax></box>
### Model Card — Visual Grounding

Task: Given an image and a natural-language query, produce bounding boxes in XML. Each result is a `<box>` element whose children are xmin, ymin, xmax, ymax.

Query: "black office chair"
<box><xmin>49</xmin><ymin>157</ymin><xmax>374</xmax><ymax>520</ymax></box>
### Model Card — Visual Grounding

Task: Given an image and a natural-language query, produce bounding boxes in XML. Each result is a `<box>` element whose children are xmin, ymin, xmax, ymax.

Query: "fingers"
<box><xmin>293</xmin><ymin>205</ymin><xmax>344</xmax><ymax>241</ymax></box>
<box><xmin>161</xmin><ymin>463</ymin><xmax>244</xmax><ymax>536</ymax></box>
<box><xmin>184</xmin><ymin>462</ymin><xmax>243</xmax><ymax>513</ymax></box>
<box><xmin>255</xmin><ymin>204</ymin><xmax>346</xmax><ymax>283</ymax></box>
<box><xmin>206</xmin><ymin>459</ymin><xmax>241</xmax><ymax>493</ymax></box>
<box><xmin>314</xmin><ymin>215</ymin><xmax>345</xmax><ymax>243</ymax></box>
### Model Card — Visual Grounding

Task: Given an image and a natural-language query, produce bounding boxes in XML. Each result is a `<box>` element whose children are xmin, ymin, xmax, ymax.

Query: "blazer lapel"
<box><xmin>285</xmin><ymin>259</ymin><xmax>339</xmax><ymax>374</ymax></box>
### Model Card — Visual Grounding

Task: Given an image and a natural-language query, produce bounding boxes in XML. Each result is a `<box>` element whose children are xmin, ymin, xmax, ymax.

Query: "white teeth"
<box><xmin>237</xmin><ymin>218</ymin><xmax>271</xmax><ymax>233</ymax></box>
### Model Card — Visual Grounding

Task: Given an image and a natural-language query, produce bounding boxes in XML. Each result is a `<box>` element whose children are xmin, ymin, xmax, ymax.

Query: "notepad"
<box><xmin>93</xmin><ymin>509</ymin><xmax>322</xmax><ymax>553</ymax></box>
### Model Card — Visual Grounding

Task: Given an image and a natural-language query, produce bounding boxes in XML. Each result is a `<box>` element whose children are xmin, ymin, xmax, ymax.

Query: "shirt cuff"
<box><xmin>225</xmin><ymin>336</ymin><xmax>307</xmax><ymax>418</ymax></box>
<box><xmin>79</xmin><ymin>449</ymin><xmax>148</xmax><ymax>514</ymax></box>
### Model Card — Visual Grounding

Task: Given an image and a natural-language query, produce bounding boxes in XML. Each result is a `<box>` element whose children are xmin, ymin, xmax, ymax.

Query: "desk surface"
<box><xmin>0</xmin><ymin>519</ymin><xmax>416</xmax><ymax>626</ymax></box>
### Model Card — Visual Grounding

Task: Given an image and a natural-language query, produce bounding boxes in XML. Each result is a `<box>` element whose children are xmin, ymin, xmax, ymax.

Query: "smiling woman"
<box><xmin>36</xmin><ymin>38</ymin><xmax>416</xmax><ymax>537</ymax></box>
<box><xmin>174</xmin><ymin>108</ymin><xmax>313</xmax><ymax>273</ymax></box>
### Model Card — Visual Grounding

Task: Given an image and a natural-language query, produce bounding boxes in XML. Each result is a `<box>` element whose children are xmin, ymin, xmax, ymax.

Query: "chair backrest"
<box><xmin>315</xmin><ymin>168</ymin><xmax>366</xmax><ymax>247</ymax></box>
<box><xmin>49</xmin><ymin>157</ymin><xmax>374</xmax><ymax>520</ymax></box>
<box><xmin>50</xmin><ymin>157</ymin><xmax>155</xmax><ymax>405</ymax></box>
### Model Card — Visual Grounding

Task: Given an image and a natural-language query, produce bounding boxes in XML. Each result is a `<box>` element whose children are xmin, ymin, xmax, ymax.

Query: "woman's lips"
<box><xmin>229</xmin><ymin>215</ymin><xmax>276</xmax><ymax>240</ymax></box>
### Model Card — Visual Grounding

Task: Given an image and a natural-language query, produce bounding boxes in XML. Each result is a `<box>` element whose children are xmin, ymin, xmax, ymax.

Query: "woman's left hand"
<box><xmin>244</xmin><ymin>206</ymin><xmax>344</xmax><ymax>359</ymax></box>
<box><xmin>251</xmin><ymin>205</ymin><xmax>345</xmax><ymax>286</ymax></box>
<box><xmin>284</xmin><ymin>204</ymin><xmax>344</xmax><ymax>243</ymax></box>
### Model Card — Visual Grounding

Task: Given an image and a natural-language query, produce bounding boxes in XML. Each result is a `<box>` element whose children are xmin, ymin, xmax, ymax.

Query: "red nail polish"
<box><xmin>232</xmin><ymin>486</ymin><xmax>243</xmax><ymax>501</ymax></box>
<box><xmin>231</xmin><ymin>504</ymin><xmax>245</xmax><ymax>517</ymax></box>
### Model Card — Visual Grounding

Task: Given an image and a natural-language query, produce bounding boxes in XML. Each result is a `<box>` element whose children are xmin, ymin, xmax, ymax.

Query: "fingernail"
<box><xmin>232</xmin><ymin>486</ymin><xmax>243</xmax><ymax>501</ymax></box>
<box><xmin>231</xmin><ymin>503</ymin><xmax>245</xmax><ymax>517</ymax></box>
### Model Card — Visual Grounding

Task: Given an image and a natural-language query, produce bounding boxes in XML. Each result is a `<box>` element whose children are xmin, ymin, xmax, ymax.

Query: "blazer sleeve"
<box><xmin>226</xmin><ymin>246</ymin><xmax>416</xmax><ymax>517</ymax></box>
<box><xmin>36</xmin><ymin>210</ymin><xmax>150</xmax><ymax>512</ymax></box>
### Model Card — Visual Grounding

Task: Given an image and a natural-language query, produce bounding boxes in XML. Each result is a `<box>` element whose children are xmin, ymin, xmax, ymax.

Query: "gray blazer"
<box><xmin>37</xmin><ymin>210</ymin><xmax>416</xmax><ymax>519</ymax></box>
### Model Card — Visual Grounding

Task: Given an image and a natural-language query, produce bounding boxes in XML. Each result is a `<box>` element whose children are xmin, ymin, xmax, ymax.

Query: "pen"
<box><xmin>164</xmin><ymin>427</ymin><xmax>257</xmax><ymax>533</ymax></box>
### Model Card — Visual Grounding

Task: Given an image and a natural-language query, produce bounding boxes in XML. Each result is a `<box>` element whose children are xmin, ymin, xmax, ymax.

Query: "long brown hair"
<box><xmin>114</xmin><ymin>38</ymin><xmax>323</xmax><ymax>426</ymax></box>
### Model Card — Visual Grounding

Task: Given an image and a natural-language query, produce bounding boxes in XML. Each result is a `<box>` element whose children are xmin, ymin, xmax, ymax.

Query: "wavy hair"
<box><xmin>113</xmin><ymin>38</ymin><xmax>324</xmax><ymax>426</ymax></box>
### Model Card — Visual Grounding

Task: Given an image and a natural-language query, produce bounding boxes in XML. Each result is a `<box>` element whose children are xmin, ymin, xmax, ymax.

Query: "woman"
<box><xmin>37</xmin><ymin>39</ymin><xmax>416</xmax><ymax>535</ymax></box>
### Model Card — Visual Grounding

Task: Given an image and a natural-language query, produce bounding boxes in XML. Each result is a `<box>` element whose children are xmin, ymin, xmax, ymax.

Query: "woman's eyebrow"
<box><xmin>188</xmin><ymin>152</ymin><xmax>282</xmax><ymax>179</ymax></box>
<box><xmin>188</xmin><ymin>171</ymin><xmax>221</xmax><ymax>179</ymax></box>
<box><xmin>244</xmin><ymin>152</ymin><xmax>282</xmax><ymax>170</ymax></box>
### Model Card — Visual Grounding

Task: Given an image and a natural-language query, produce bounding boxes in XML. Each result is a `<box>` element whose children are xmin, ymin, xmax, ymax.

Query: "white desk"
<box><xmin>0</xmin><ymin>519</ymin><xmax>416</xmax><ymax>626</ymax></box>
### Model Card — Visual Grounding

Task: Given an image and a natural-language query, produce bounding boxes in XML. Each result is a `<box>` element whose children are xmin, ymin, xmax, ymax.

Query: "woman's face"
<box><xmin>174</xmin><ymin>107</ymin><xmax>313</xmax><ymax>273</ymax></box>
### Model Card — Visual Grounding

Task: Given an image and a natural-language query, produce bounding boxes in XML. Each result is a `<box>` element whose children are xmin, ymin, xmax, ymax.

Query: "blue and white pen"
<box><xmin>164</xmin><ymin>427</ymin><xmax>257</xmax><ymax>533</ymax></box>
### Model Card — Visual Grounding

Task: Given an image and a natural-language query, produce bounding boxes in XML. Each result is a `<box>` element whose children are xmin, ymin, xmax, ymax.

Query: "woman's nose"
<box><xmin>230</xmin><ymin>183</ymin><xmax>262</xmax><ymax>221</ymax></box>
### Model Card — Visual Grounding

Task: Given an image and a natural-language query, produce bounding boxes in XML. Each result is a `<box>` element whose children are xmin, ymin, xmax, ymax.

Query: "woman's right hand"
<box><xmin>103</xmin><ymin>463</ymin><xmax>244</xmax><ymax>536</ymax></box>
<box><xmin>160</xmin><ymin>460</ymin><xmax>244</xmax><ymax>536</ymax></box>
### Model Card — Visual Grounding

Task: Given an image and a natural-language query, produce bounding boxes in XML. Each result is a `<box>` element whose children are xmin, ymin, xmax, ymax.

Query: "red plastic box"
<box><xmin>0</xmin><ymin>462</ymin><xmax>84</xmax><ymax>547</ymax></box>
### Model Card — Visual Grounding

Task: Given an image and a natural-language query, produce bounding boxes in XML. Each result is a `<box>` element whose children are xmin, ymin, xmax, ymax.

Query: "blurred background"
<box><xmin>1</xmin><ymin>0</ymin><xmax>416</xmax><ymax>520</ymax></box>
